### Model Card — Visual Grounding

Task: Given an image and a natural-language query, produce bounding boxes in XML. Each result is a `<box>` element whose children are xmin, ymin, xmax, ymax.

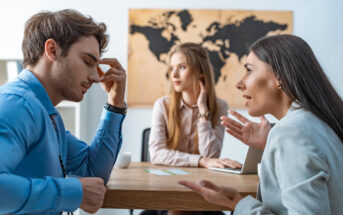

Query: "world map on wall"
<box><xmin>128</xmin><ymin>9</ymin><xmax>292</xmax><ymax>108</ymax></box>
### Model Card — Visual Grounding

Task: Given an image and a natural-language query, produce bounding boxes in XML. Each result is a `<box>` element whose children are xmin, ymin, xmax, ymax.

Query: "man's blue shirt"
<box><xmin>0</xmin><ymin>69</ymin><xmax>125</xmax><ymax>214</ymax></box>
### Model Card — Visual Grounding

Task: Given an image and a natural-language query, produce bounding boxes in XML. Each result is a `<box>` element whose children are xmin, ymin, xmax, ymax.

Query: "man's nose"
<box><xmin>89</xmin><ymin>68</ymin><xmax>101</xmax><ymax>83</ymax></box>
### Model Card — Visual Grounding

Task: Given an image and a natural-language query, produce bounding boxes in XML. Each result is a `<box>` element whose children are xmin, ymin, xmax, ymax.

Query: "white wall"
<box><xmin>1</xmin><ymin>0</ymin><xmax>342</xmax><ymax>214</ymax></box>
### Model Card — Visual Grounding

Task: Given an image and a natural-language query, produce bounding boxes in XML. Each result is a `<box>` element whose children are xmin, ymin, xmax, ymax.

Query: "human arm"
<box><xmin>181</xmin><ymin>126</ymin><xmax>332</xmax><ymax>215</ymax></box>
<box><xmin>195</xmin><ymin>81</ymin><xmax>241</xmax><ymax>168</ymax></box>
<box><xmin>149</xmin><ymin>96</ymin><xmax>240</xmax><ymax>168</ymax></box>
<box><xmin>65</xmin><ymin>58</ymin><xmax>126</xmax><ymax>183</ymax></box>
<box><xmin>0</xmin><ymin>95</ymin><xmax>83</xmax><ymax>214</ymax></box>
<box><xmin>234</xmin><ymin>126</ymin><xmax>331</xmax><ymax>214</ymax></box>
<box><xmin>221</xmin><ymin>109</ymin><xmax>271</xmax><ymax>150</ymax></box>
<box><xmin>64</xmin><ymin>110</ymin><xmax>124</xmax><ymax>183</ymax></box>
<box><xmin>178</xmin><ymin>179</ymin><xmax>242</xmax><ymax>210</ymax></box>
<box><xmin>178</xmin><ymin>179</ymin><xmax>274</xmax><ymax>214</ymax></box>
<box><xmin>197</xmin><ymin>98</ymin><xmax>227</xmax><ymax>158</ymax></box>
<box><xmin>149</xmin><ymin>98</ymin><xmax>201</xmax><ymax>166</ymax></box>
<box><xmin>197</xmin><ymin>99</ymin><xmax>241</xmax><ymax>168</ymax></box>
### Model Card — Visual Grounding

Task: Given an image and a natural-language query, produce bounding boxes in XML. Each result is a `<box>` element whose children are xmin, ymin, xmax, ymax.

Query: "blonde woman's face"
<box><xmin>169</xmin><ymin>52</ymin><xmax>197</xmax><ymax>93</ymax></box>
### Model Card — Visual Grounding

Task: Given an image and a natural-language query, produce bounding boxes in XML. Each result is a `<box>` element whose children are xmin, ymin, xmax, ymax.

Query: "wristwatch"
<box><xmin>198</xmin><ymin>111</ymin><xmax>211</xmax><ymax>120</ymax></box>
<box><xmin>104</xmin><ymin>102</ymin><xmax>127</xmax><ymax>115</ymax></box>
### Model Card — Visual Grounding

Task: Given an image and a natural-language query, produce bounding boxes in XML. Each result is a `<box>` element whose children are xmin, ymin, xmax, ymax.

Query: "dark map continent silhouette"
<box><xmin>130</xmin><ymin>10</ymin><xmax>287</xmax><ymax>83</ymax></box>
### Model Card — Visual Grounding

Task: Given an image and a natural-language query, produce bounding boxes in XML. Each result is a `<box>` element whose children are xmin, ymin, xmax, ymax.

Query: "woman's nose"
<box><xmin>171</xmin><ymin>69</ymin><xmax>179</xmax><ymax>78</ymax></box>
<box><xmin>236</xmin><ymin>78</ymin><xmax>246</xmax><ymax>91</ymax></box>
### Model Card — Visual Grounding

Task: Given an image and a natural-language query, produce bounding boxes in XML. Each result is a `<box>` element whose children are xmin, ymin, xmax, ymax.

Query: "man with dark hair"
<box><xmin>0</xmin><ymin>9</ymin><xmax>126</xmax><ymax>214</ymax></box>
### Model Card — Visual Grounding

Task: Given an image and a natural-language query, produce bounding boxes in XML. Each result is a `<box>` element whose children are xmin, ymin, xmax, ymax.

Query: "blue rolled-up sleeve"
<box><xmin>66</xmin><ymin>109</ymin><xmax>125</xmax><ymax>183</ymax></box>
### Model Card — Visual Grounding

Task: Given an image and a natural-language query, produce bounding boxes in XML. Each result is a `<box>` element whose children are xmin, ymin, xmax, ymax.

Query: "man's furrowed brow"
<box><xmin>84</xmin><ymin>53</ymin><xmax>99</xmax><ymax>63</ymax></box>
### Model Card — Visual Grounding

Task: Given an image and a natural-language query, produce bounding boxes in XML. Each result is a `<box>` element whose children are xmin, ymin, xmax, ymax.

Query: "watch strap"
<box><xmin>104</xmin><ymin>102</ymin><xmax>127</xmax><ymax>115</ymax></box>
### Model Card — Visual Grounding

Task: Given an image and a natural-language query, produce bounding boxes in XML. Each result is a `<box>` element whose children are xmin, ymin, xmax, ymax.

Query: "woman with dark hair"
<box><xmin>179</xmin><ymin>34</ymin><xmax>343</xmax><ymax>214</ymax></box>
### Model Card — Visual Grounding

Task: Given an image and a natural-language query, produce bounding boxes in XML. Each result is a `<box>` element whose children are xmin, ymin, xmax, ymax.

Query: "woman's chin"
<box><xmin>173</xmin><ymin>86</ymin><xmax>182</xmax><ymax>92</ymax></box>
<box><xmin>248</xmin><ymin>108</ymin><xmax>263</xmax><ymax>117</ymax></box>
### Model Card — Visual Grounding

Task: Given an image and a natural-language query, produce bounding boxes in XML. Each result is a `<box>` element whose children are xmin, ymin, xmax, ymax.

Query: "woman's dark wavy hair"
<box><xmin>22</xmin><ymin>9</ymin><xmax>109</xmax><ymax>67</ymax></box>
<box><xmin>250</xmin><ymin>34</ymin><xmax>343</xmax><ymax>143</ymax></box>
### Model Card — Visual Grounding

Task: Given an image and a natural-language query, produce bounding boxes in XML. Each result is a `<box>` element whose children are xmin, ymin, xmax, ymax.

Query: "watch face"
<box><xmin>198</xmin><ymin>111</ymin><xmax>211</xmax><ymax>120</ymax></box>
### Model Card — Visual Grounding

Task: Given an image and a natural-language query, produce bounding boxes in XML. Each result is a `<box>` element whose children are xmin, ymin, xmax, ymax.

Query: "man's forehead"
<box><xmin>73</xmin><ymin>36</ymin><xmax>100</xmax><ymax>60</ymax></box>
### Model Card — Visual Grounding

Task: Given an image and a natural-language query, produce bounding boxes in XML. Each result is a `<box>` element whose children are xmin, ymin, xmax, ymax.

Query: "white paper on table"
<box><xmin>145</xmin><ymin>168</ymin><xmax>190</xmax><ymax>176</ymax></box>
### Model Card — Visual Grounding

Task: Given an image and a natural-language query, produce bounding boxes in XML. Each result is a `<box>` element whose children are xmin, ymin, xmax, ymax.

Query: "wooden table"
<box><xmin>103</xmin><ymin>162</ymin><xmax>259</xmax><ymax>211</ymax></box>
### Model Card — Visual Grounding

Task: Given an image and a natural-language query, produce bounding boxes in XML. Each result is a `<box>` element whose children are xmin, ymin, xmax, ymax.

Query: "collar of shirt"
<box><xmin>286</xmin><ymin>101</ymin><xmax>302</xmax><ymax>116</ymax></box>
<box><xmin>179</xmin><ymin>98</ymin><xmax>198</xmax><ymax>110</ymax></box>
<box><xmin>18</xmin><ymin>69</ymin><xmax>57</xmax><ymax>116</ymax></box>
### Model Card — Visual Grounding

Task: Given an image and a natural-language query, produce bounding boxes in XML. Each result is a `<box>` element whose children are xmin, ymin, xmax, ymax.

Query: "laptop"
<box><xmin>208</xmin><ymin>146</ymin><xmax>263</xmax><ymax>174</ymax></box>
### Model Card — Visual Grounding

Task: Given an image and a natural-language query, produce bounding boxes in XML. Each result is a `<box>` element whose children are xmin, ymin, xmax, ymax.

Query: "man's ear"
<box><xmin>44</xmin><ymin>39</ymin><xmax>59</xmax><ymax>62</ymax></box>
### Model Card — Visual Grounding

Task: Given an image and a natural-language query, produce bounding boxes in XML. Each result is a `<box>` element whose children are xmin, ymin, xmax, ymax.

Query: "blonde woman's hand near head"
<box><xmin>197</xmin><ymin>80</ymin><xmax>208</xmax><ymax>115</ymax></box>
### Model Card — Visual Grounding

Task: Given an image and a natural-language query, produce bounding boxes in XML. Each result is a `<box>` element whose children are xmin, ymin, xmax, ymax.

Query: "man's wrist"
<box><xmin>104</xmin><ymin>102</ymin><xmax>127</xmax><ymax>115</ymax></box>
<box><xmin>107</xmin><ymin>97</ymin><xmax>125</xmax><ymax>108</ymax></box>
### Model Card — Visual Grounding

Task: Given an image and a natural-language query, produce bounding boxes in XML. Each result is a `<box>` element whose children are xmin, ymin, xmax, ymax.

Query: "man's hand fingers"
<box><xmin>79</xmin><ymin>177</ymin><xmax>106</xmax><ymax>214</ymax></box>
<box><xmin>99</xmin><ymin>58</ymin><xmax>124</xmax><ymax>71</ymax></box>
<box><xmin>97</xmin><ymin>65</ymin><xmax>105</xmax><ymax>77</ymax></box>
<box><xmin>101</xmin><ymin>74</ymin><xmax>126</xmax><ymax>82</ymax></box>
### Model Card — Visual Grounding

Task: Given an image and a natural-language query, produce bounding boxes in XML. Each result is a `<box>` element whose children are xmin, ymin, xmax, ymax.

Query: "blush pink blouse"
<box><xmin>149</xmin><ymin>95</ymin><xmax>228</xmax><ymax>167</ymax></box>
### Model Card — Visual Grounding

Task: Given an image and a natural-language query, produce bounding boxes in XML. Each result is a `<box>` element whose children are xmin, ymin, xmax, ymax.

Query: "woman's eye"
<box><xmin>247</xmin><ymin>70</ymin><xmax>252</xmax><ymax>75</ymax></box>
<box><xmin>179</xmin><ymin>65</ymin><xmax>186</xmax><ymax>70</ymax></box>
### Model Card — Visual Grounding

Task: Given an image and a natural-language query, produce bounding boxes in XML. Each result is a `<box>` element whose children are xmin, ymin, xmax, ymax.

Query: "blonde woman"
<box><xmin>149</xmin><ymin>42</ymin><xmax>241</xmax><ymax>169</ymax></box>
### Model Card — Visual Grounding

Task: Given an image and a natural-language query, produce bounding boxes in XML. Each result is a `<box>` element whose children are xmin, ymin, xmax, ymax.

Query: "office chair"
<box><xmin>141</xmin><ymin>128</ymin><xmax>151</xmax><ymax>162</ymax></box>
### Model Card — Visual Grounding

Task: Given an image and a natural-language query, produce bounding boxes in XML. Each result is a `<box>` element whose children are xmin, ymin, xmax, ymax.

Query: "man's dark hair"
<box><xmin>250</xmin><ymin>34</ymin><xmax>343</xmax><ymax>143</ymax></box>
<box><xmin>22</xmin><ymin>9</ymin><xmax>109</xmax><ymax>67</ymax></box>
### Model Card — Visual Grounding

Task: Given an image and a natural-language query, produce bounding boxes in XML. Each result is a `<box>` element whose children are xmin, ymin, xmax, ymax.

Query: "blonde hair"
<box><xmin>166</xmin><ymin>43</ymin><xmax>218</xmax><ymax>152</ymax></box>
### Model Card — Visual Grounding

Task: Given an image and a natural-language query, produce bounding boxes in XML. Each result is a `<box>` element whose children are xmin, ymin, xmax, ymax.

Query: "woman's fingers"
<box><xmin>178</xmin><ymin>180</ymin><xmax>205</xmax><ymax>194</ymax></box>
<box><xmin>198</xmin><ymin>80</ymin><xmax>205</xmax><ymax>90</ymax></box>
<box><xmin>199</xmin><ymin>179</ymin><xmax>219</xmax><ymax>191</ymax></box>
<box><xmin>225</xmin><ymin>128</ymin><xmax>243</xmax><ymax>141</ymax></box>
<box><xmin>228</xmin><ymin>109</ymin><xmax>250</xmax><ymax>124</ymax></box>
<box><xmin>220</xmin><ymin>159</ymin><xmax>242</xmax><ymax>168</ymax></box>
<box><xmin>259</xmin><ymin>115</ymin><xmax>270</xmax><ymax>125</ymax></box>
<box><xmin>221</xmin><ymin>119</ymin><xmax>243</xmax><ymax>135</ymax></box>
<box><xmin>219</xmin><ymin>159</ymin><xmax>242</xmax><ymax>169</ymax></box>
<box><xmin>220</xmin><ymin>116</ymin><xmax>244</xmax><ymax>130</ymax></box>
